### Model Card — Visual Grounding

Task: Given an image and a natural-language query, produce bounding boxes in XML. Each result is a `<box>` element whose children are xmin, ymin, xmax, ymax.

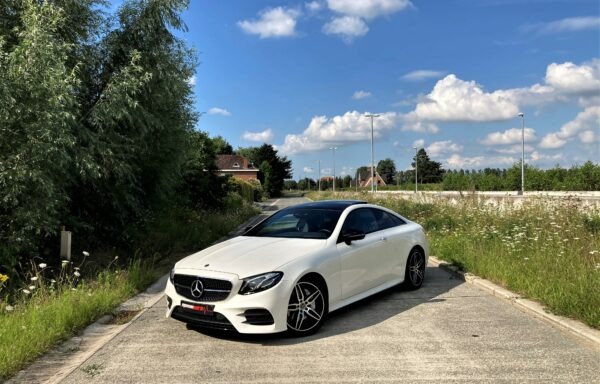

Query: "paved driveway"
<box><xmin>24</xmin><ymin>197</ymin><xmax>600</xmax><ymax>383</ymax></box>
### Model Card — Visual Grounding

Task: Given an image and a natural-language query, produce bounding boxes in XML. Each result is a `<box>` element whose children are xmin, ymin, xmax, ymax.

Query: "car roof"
<box><xmin>286</xmin><ymin>200</ymin><xmax>367</xmax><ymax>211</ymax></box>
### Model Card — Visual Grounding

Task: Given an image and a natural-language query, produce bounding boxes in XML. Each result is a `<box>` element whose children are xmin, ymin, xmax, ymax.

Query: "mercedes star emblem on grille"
<box><xmin>190</xmin><ymin>279</ymin><xmax>204</xmax><ymax>298</ymax></box>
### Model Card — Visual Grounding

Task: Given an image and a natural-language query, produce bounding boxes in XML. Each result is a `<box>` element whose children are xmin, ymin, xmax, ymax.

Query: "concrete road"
<box><xmin>35</xmin><ymin>197</ymin><xmax>600</xmax><ymax>382</ymax></box>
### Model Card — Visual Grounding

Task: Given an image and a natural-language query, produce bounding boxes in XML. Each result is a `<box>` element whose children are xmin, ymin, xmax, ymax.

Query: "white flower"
<box><xmin>38</xmin><ymin>263</ymin><xmax>47</xmax><ymax>268</ymax></box>
<box><xmin>74</xmin><ymin>267</ymin><xmax>80</xmax><ymax>271</ymax></box>
<box><xmin>61</xmin><ymin>260</ymin><xmax>69</xmax><ymax>266</ymax></box>
<box><xmin>28</xmin><ymin>285</ymin><xmax>35</xmax><ymax>290</ymax></box>
<box><xmin>114</xmin><ymin>256</ymin><xmax>119</xmax><ymax>260</ymax></box>
<box><xmin>71</xmin><ymin>287</ymin><xmax>77</xmax><ymax>291</ymax></box>
<box><xmin>5</xmin><ymin>305</ymin><xmax>14</xmax><ymax>312</ymax></box>
<box><xmin>50</xmin><ymin>279</ymin><xmax>56</xmax><ymax>284</ymax></box>
<box><xmin>22</xmin><ymin>289</ymin><xmax>31</xmax><ymax>294</ymax></box>
<box><xmin>30</xmin><ymin>276</ymin><xmax>38</xmax><ymax>281</ymax></box>
<box><xmin>74</xmin><ymin>271</ymin><xmax>81</xmax><ymax>277</ymax></box>
<box><xmin>82</xmin><ymin>251</ymin><xmax>90</xmax><ymax>257</ymax></box>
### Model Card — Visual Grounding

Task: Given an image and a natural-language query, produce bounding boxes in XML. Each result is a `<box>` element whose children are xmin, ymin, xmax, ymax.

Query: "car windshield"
<box><xmin>245</xmin><ymin>208</ymin><xmax>342</xmax><ymax>239</ymax></box>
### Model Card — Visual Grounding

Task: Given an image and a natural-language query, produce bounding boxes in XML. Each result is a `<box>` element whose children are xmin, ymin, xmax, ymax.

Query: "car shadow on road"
<box><xmin>187</xmin><ymin>266</ymin><xmax>464</xmax><ymax>345</ymax></box>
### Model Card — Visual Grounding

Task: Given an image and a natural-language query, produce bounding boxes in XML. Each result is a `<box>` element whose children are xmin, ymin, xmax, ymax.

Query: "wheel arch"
<box><xmin>298</xmin><ymin>272</ymin><xmax>330</xmax><ymax>311</ymax></box>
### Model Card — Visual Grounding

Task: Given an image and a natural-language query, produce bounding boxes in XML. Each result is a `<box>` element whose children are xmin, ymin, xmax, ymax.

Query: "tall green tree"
<box><xmin>377</xmin><ymin>158</ymin><xmax>396</xmax><ymax>184</ymax></box>
<box><xmin>412</xmin><ymin>149</ymin><xmax>444</xmax><ymax>183</ymax></box>
<box><xmin>0</xmin><ymin>0</ymin><xmax>78</xmax><ymax>269</ymax></box>
<box><xmin>237</xmin><ymin>144</ymin><xmax>292</xmax><ymax>197</ymax></box>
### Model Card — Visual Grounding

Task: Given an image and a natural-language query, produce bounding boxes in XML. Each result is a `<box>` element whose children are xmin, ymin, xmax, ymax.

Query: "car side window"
<box><xmin>371</xmin><ymin>208</ymin><xmax>406</xmax><ymax>231</ymax></box>
<box><xmin>341</xmin><ymin>208</ymin><xmax>379</xmax><ymax>235</ymax></box>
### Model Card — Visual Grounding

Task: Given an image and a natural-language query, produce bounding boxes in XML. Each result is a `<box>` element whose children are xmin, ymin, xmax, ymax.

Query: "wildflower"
<box><xmin>38</xmin><ymin>263</ymin><xmax>47</xmax><ymax>269</ymax></box>
<box><xmin>114</xmin><ymin>256</ymin><xmax>119</xmax><ymax>260</ymax></box>
<box><xmin>5</xmin><ymin>305</ymin><xmax>14</xmax><ymax>312</ymax></box>
<box><xmin>524</xmin><ymin>257</ymin><xmax>530</xmax><ymax>260</ymax></box>
<box><xmin>22</xmin><ymin>289</ymin><xmax>31</xmax><ymax>294</ymax></box>
<box><xmin>71</xmin><ymin>288</ymin><xmax>77</xmax><ymax>291</ymax></box>
<box><xmin>82</xmin><ymin>251</ymin><xmax>90</xmax><ymax>257</ymax></box>
<box><xmin>74</xmin><ymin>271</ymin><xmax>81</xmax><ymax>277</ymax></box>
<box><xmin>61</xmin><ymin>260</ymin><xmax>69</xmax><ymax>267</ymax></box>
<box><xmin>28</xmin><ymin>285</ymin><xmax>35</xmax><ymax>290</ymax></box>
<box><xmin>74</xmin><ymin>267</ymin><xmax>80</xmax><ymax>271</ymax></box>
<box><xmin>30</xmin><ymin>276</ymin><xmax>38</xmax><ymax>281</ymax></box>
<box><xmin>0</xmin><ymin>274</ymin><xmax>8</xmax><ymax>283</ymax></box>
<box><xmin>50</xmin><ymin>279</ymin><xmax>56</xmax><ymax>284</ymax></box>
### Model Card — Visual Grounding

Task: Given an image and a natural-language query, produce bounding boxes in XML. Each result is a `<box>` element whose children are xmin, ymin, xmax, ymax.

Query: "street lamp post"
<box><xmin>518</xmin><ymin>112</ymin><xmax>525</xmax><ymax>195</ymax></box>
<box><xmin>316</xmin><ymin>160</ymin><xmax>321</xmax><ymax>192</ymax></box>
<box><xmin>330</xmin><ymin>147</ymin><xmax>337</xmax><ymax>192</ymax></box>
<box><xmin>365</xmin><ymin>113</ymin><xmax>380</xmax><ymax>193</ymax></box>
<box><xmin>413</xmin><ymin>147</ymin><xmax>419</xmax><ymax>193</ymax></box>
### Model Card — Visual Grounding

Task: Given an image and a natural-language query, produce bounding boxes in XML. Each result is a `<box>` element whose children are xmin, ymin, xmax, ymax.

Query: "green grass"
<box><xmin>0</xmin><ymin>201</ymin><xmax>258</xmax><ymax>379</ymax></box>
<box><xmin>308</xmin><ymin>191</ymin><xmax>600</xmax><ymax>328</ymax></box>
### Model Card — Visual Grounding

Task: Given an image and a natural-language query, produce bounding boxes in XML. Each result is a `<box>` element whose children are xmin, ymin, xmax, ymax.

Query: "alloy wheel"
<box><xmin>408</xmin><ymin>249</ymin><xmax>425</xmax><ymax>287</ymax></box>
<box><xmin>287</xmin><ymin>281</ymin><xmax>325</xmax><ymax>333</ymax></box>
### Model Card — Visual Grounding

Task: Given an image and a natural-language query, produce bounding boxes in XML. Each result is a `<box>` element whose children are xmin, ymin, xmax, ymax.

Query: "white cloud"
<box><xmin>303</xmin><ymin>166</ymin><xmax>315</xmax><ymax>173</ymax></box>
<box><xmin>412</xmin><ymin>139</ymin><xmax>424</xmax><ymax>148</ymax></box>
<box><xmin>481</xmin><ymin>127</ymin><xmax>537</xmax><ymax>145</ymax></box>
<box><xmin>207</xmin><ymin>107</ymin><xmax>231</xmax><ymax>116</ymax></box>
<box><xmin>322</xmin><ymin>16</ymin><xmax>369</xmax><ymax>42</ymax></box>
<box><xmin>540</xmin><ymin>106</ymin><xmax>600</xmax><ymax>149</ymax></box>
<box><xmin>579</xmin><ymin>130</ymin><xmax>597</xmax><ymax>144</ymax></box>
<box><xmin>187</xmin><ymin>75</ymin><xmax>196</xmax><ymax>86</ymax></box>
<box><xmin>526</xmin><ymin>16</ymin><xmax>600</xmax><ymax>34</ymax></box>
<box><xmin>426</xmin><ymin>140</ymin><xmax>463</xmax><ymax>157</ymax></box>
<box><xmin>445</xmin><ymin>154</ymin><xmax>515</xmax><ymax>169</ymax></box>
<box><xmin>411</xmin><ymin>75</ymin><xmax>520</xmax><ymax>122</ymax></box>
<box><xmin>238</xmin><ymin>7</ymin><xmax>300</xmax><ymax>39</ymax></box>
<box><xmin>242</xmin><ymin>128</ymin><xmax>274</xmax><ymax>142</ymax></box>
<box><xmin>352</xmin><ymin>90</ymin><xmax>372</xmax><ymax>100</ymax></box>
<box><xmin>493</xmin><ymin>144</ymin><xmax>535</xmax><ymax>155</ymax></box>
<box><xmin>280</xmin><ymin>110</ymin><xmax>398</xmax><ymax>154</ymax></box>
<box><xmin>530</xmin><ymin>151</ymin><xmax>565</xmax><ymax>163</ymax></box>
<box><xmin>401</xmin><ymin>70</ymin><xmax>447</xmax><ymax>81</ymax></box>
<box><xmin>305</xmin><ymin>1</ymin><xmax>323</xmax><ymax>12</ymax></box>
<box><xmin>326</xmin><ymin>0</ymin><xmax>412</xmax><ymax>20</ymax></box>
<box><xmin>401</xmin><ymin>117</ymin><xmax>440</xmax><ymax>133</ymax></box>
<box><xmin>544</xmin><ymin>59</ymin><xmax>600</xmax><ymax>94</ymax></box>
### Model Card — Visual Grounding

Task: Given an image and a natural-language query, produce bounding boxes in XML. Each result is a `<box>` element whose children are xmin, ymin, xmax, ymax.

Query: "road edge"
<box><xmin>429</xmin><ymin>256</ymin><xmax>600</xmax><ymax>348</ymax></box>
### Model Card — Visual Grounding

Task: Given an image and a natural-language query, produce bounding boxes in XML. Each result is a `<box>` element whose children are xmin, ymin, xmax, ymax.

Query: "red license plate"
<box><xmin>181</xmin><ymin>302</ymin><xmax>214</xmax><ymax>315</ymax></box>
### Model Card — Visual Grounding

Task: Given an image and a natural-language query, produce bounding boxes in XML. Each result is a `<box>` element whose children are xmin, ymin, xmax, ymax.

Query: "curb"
<box><xmin>429</xmin><ymin>256</ymin><xmax>600</xmax><ymax>348</ymax></box>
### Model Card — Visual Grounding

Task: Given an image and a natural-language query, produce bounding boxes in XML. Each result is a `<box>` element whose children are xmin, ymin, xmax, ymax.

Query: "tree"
<box><xmin>237</xmin><ymin>144</ymin><xmax>291</xmax><ymax>197</ymax></box>
<box><xmin>377</xmin><ymin>158</ymin><xmax>396</xmax><ymax>184</ymax></box>
<box><xmin>411</xmin><ymin>149</ymin><xmax>444</xmax><ymax>183</ymax></box>
<box><xmin>211</xmin><ymin>136</ymin><xmax>233</xmax><ymax>155</ymax></box>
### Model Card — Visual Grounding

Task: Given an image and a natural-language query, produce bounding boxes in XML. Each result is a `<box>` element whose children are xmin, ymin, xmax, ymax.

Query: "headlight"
<box><xmin>239</xmin><ymin>272</ymin><xmax>283</xmax><ymax>295</ymax></box>
<box><xmin>169</xmin><ymin>268</ymin><xmax>175</xmax><ymax>283</ymax></box>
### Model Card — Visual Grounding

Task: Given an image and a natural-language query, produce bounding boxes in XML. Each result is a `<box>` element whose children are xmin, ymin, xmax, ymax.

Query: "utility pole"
<box><xmin>316</xmin><ymin>160</ymin><xmax>321</xmax><ymax>192</ymax></box>
<box><xmin>330</xmin><ymin>147</ymin><xmax>337</xmax><ymax>192</ymax></box>
<box><xmin>365</xmin><ymin>113</ymin><xmax>380</xmax><ymax>193</ymax></box>
<box><xmin>413</xmin><ymin>147</ymin><xmax>419</xmax><ymax>193</ymax></box>
<box><xmin>518</xmin><ymin>112</ymin><xmax>525</xmax><ymax>196</ymax></box>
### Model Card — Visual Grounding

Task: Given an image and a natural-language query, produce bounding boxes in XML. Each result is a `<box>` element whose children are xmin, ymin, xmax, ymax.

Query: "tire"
<box><xmin>286</xmin><ymin>280</ymin><xmax>326</xmax><ymax>336</ymax></box>
<box><xmin>403</xmin><ymin>247</ymin><xmax>426</xmax><ymax>290</ymax></box>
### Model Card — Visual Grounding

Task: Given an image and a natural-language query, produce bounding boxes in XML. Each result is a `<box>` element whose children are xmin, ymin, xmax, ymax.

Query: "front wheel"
<box><xmin>403</xmin><ymin>247</ymin><xmax>426</xmax><ymax>290</ymax></box>
<box><xmin>287</xmin><ymin>281</ymin><xmax>326</xmax><ymax>336</ymax></box>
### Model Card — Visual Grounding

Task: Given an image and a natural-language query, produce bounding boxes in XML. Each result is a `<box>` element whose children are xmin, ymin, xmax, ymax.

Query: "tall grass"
<box><xmin>308</xmin><ymin>191</ymin><xmax>600</xmax><ymax>328</ymax></box>
<box><xmin>0</xmin><ymin>200</ymin><xmax>259</xmax><ymax>379</ymax></box>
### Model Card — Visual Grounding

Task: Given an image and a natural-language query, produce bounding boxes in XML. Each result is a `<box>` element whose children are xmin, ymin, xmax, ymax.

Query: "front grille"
<box><xmin>243</xmin><ymin>309</ymin><xmax>274</xmax><ymax>325</ymax></box>
<box><xmin>171</xmin><ymin>306</ymin><xmax>236</xmax><ymax>331</ymax></box>
<box><xmin>173</xmin><ymin>274</ymin><xmax>232</xmax><ymax>302</ymax></box>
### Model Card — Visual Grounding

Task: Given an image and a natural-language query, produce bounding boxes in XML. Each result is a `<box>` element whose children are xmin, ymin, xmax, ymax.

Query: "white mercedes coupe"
<box><xmin>165</xmin><ymin>200</ymin><xmax>429</xmax><ymax>335</ymax></box>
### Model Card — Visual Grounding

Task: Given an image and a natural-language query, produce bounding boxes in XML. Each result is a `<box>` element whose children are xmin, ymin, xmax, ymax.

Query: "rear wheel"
<box><xmin>287</xmin><ymin>281</ymin><xmax>326</xmax><ymax>336</ymax></box>
<box><xmin>403</xmin><ymin>247</ymin><xmax>425</xmax><ymax>290</ymax></box>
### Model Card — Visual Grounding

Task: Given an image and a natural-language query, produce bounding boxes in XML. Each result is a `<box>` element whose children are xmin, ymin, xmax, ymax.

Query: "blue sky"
<box><xmin>144</xmin><ymin>1</ymin><xmax>599</xmax><ymax>178</ymax></box>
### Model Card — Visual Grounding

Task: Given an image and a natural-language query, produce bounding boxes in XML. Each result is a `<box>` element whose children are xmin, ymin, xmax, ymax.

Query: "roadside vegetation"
<box><xmin>307</xmin><ymin>191</ymin><xmax>600</xmax><ymax>329</ymax></box>
<box><xmin>0</xmin><ymin>0</ymin><xmax>270</xmax><ymax>379</ymax></box>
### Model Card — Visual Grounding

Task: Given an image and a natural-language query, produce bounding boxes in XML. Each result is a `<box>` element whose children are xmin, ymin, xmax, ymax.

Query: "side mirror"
<box><xmin>342</xmin><ymin>230</ymin><xmax>365</xmax><ymax>245</ymax></box>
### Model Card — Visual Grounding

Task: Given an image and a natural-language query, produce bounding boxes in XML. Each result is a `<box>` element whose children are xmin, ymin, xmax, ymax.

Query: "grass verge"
<box><xmin>308</xmin><ymin>191</ymin><xmax>600</xmax><ymax>329</ymax></box>
<box><xmin>0</xmin><ymin>201</ymin><xmax>258</xmax><ymax>379</ymax></box>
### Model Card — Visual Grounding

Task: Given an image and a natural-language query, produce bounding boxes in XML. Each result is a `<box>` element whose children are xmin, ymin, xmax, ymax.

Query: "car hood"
<box><xmin>175</xmin><ymin>236</ymin><xmax>326</xmax><ymax>278</ymax></box>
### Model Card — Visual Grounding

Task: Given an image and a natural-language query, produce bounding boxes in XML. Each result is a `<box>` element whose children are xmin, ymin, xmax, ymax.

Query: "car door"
<box><xmin>336</xmin><ymin>208</ymin><xmax>390</xmax><ymax>299</ymax></box>
<box><xmin>370</xmin><ymin>208</ymin><xmax>412</xmax><ymax>283</ymax></box>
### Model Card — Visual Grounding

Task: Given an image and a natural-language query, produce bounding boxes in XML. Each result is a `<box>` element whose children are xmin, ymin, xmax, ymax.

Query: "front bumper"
<box><xmin>165</xmin><ymin>268</ymin><xmax>292</xmax><ymax>334</ymax></box>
